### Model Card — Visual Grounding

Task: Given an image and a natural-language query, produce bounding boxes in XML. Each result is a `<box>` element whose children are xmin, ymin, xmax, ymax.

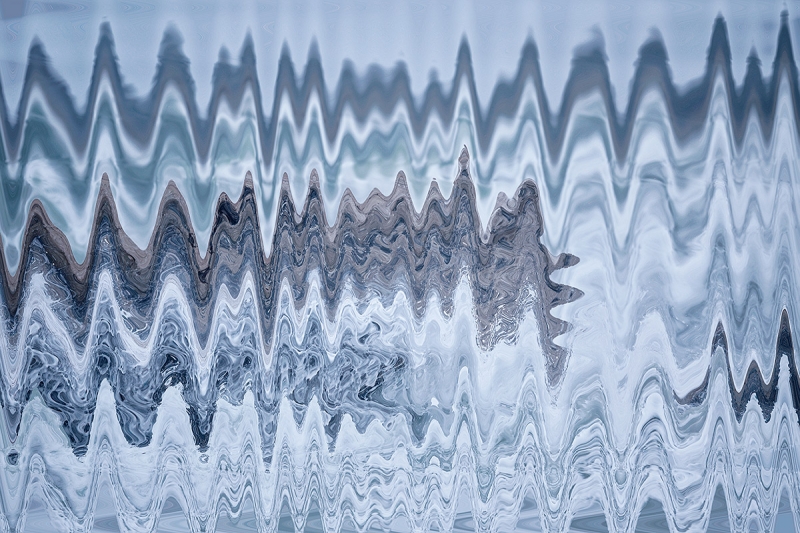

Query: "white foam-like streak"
<box><xmin>3</xmin><ymin>14</ymin><xmax>800</xmax><ymax>533</ymax></box>
<box><xmin>2</xmin><ymin>328</ymin><xmax>799</xmax><ymax>532</ymax></box>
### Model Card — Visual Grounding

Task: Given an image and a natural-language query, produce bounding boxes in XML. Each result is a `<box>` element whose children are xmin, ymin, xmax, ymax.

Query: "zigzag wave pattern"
<box><xmin>1</xmin><ymin>9</ymin><xmax>800</xmax><ymax>533</ymax></box>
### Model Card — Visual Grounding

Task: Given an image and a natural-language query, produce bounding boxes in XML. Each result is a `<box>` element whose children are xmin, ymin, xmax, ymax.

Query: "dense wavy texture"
<box><xmin>0</xmin><ymin>147</ymin><xmax>581</xmax><ymax>457</ymax></box>
<box><xmin>2</xmin><ymin>8</ymin><xmax>800</xmax><ymax>533</ymax></box>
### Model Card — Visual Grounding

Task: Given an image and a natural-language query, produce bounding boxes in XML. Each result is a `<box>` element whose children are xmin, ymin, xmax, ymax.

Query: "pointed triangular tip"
<box><xmin>429</xmin><ymin>178</ymin><xmax>442</xmax><ymax>197</ymax></box>
<box><xmin>776</xmin><ymin>308</ymin><xmax>794</xmax><ymax>364</ymax></box>
<box><xmin>521</xmin><ymin>37</ymin><xmax>539</xmax><ymax>61</ymax></box>
<box><xmin>710</xmin><ymin>13</ymin><xmax>728</xmax><ymax>40</ymax></box>
<box><xmin>307</xmin><ymin>38</ymin><xmax>321</xmax><ymax>62</ymax></box>
<box><xmin>493</xmin><ymin>191</ymin><xmax>509</xmax><ymax>212</ymax></box>
<box><xmin>240</xmin><ymin>31</ymin><xmax>256</xmax><ymax>65</ymax></box>
<box><xmin>456</xmin><ymin>36</ymin><xmax>472</xmax><ymax>63</ymax></box>
<box><xmin>243</xmin><ymin>171</ymin><xmax>254</xmax><ymax>190</ymax></box>
<box><xmin>28</xmin><ymin>37</ymin><xmax>47</xmax><ymax>62</ymax></box>
<box><xmin>747</xmin><ymin>44</ymin><xmax>762</xmax><ymax>67</ymax></box>
<box><xmin>279</xmin><ymin>40</ymin><xmax>292</xmax><ymax>60</ymax></box>
<box><xmin>573</xmin><ymin>26</ymin><xmax>607</xmax><ymax>62</ymax></box>
<box><xmin>458</xmin><ymin>146</ymin><xmax>470</xmax><ymax>173</ymax></box>
<box><xmin>164</xmin><ymin>179</ymin><xmax>180</xmax><ymax>194</ymax></box>
<box><xmin>712</xmin><ymin>320</ymin><xmax>728</xmax><ymax>352</ymax></box>
<box><xmin>98</xmin><ymin>21</ymin><xmax>114</xmax><ymax>43</ymax></box>
<box><xmin>309</xmin><ymin>169</ymin><xmax>321</xmax><ymax>190</ymax></box>
<box><xmin>394</xmin><ymin>171</ymin><xmax>408</xmax><ymax>193</ymax></box>
<box><xmin>780</xmin><ymin>308</ymin><xmax>792</xmax><ymax>331</ymax></box>
<box><xmin>708</xmin><ymin>14</ymin><xmax>731</xmax><ymax>64</ymax></box>
<box><xmin>550</xmin><ymin>252</ymin><xmax>580</xmax><ymax>271</ymax></box>
<box><xmin>637</xmin><ymin>31</ymin><xmax>668</xmax><ymax>65</ymax></box>
<box><xmin>159</xmin><ymin>24</ymin><xmax>185</xmax><ymax>58</ymax></box>
<box><xmin>98</xmin><ymin>173</ymin><xmax>113</xmax><ymax>200</ymax></box>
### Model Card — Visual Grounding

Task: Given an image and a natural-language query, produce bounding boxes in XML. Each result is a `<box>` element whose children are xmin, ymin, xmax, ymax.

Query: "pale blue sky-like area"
<box><xmin>0</xmin><ymin>0</ymin><xmax>796</xmax><ymax>116</ymax></box>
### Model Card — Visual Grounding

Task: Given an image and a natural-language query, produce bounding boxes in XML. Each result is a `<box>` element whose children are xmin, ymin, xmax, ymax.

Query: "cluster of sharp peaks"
<box><xmin>0</xmin><ymin>150</ymin><xmax>581</xmax><ymax>455</ymax></box>
<box><xmin>1</xmin><ymin>12</ymin><xmax>799</xmax><ymax>168</ymax></box>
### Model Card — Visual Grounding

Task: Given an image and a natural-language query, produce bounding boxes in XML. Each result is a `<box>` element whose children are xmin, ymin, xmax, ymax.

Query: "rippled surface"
<box><xmin>1</xmin><ymin>2</ymin><xmax>800</xmax><ymax>533</ymax></box>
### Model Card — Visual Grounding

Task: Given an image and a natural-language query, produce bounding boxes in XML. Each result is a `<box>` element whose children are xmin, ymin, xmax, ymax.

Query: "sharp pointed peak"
<box><xmin>712</xmin><ymin>320</ymin><xmax>729</xmax><ymax>352</ymax></box>
<box><xmin>308</xmin><ymin>169</ymin><xmax>321</xmax><ymax>190</ymax></box>
<box><xmin>458</xmin><ymin>146</ymin><xmax>470</xmax><ymax>173</ymax></box>
<box><xmin>158</xmin><ymin>24</ymin><xmax>185</xmax><ymax>59</ymax></box>
<box><xmin>394</xmin><ymin>171</ymin><xmax>408</xmax><ymax>193</ymax></box>
<box><xmin>240</xmin><ymin>32</ymin><xmax>256</xmax><ymax>65</ymax></box>
<box><xmin>307</xmin><ymin>38</ymin><xmax>321</xmax><ymax>63</ymax></box>
<box><xmin>98</xmin><ymin>21</ymin><xmax>115</xmax><ymax>44</ymax></box>
<box><xmin>243</xmin><ymin>171</ymin><xmax>254</xmax><ymax>192</ymax></box>
<box><xmin>279</xmin><ymin>172</ymin><xmax>292</xmax><ymax>195</ymax></box>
